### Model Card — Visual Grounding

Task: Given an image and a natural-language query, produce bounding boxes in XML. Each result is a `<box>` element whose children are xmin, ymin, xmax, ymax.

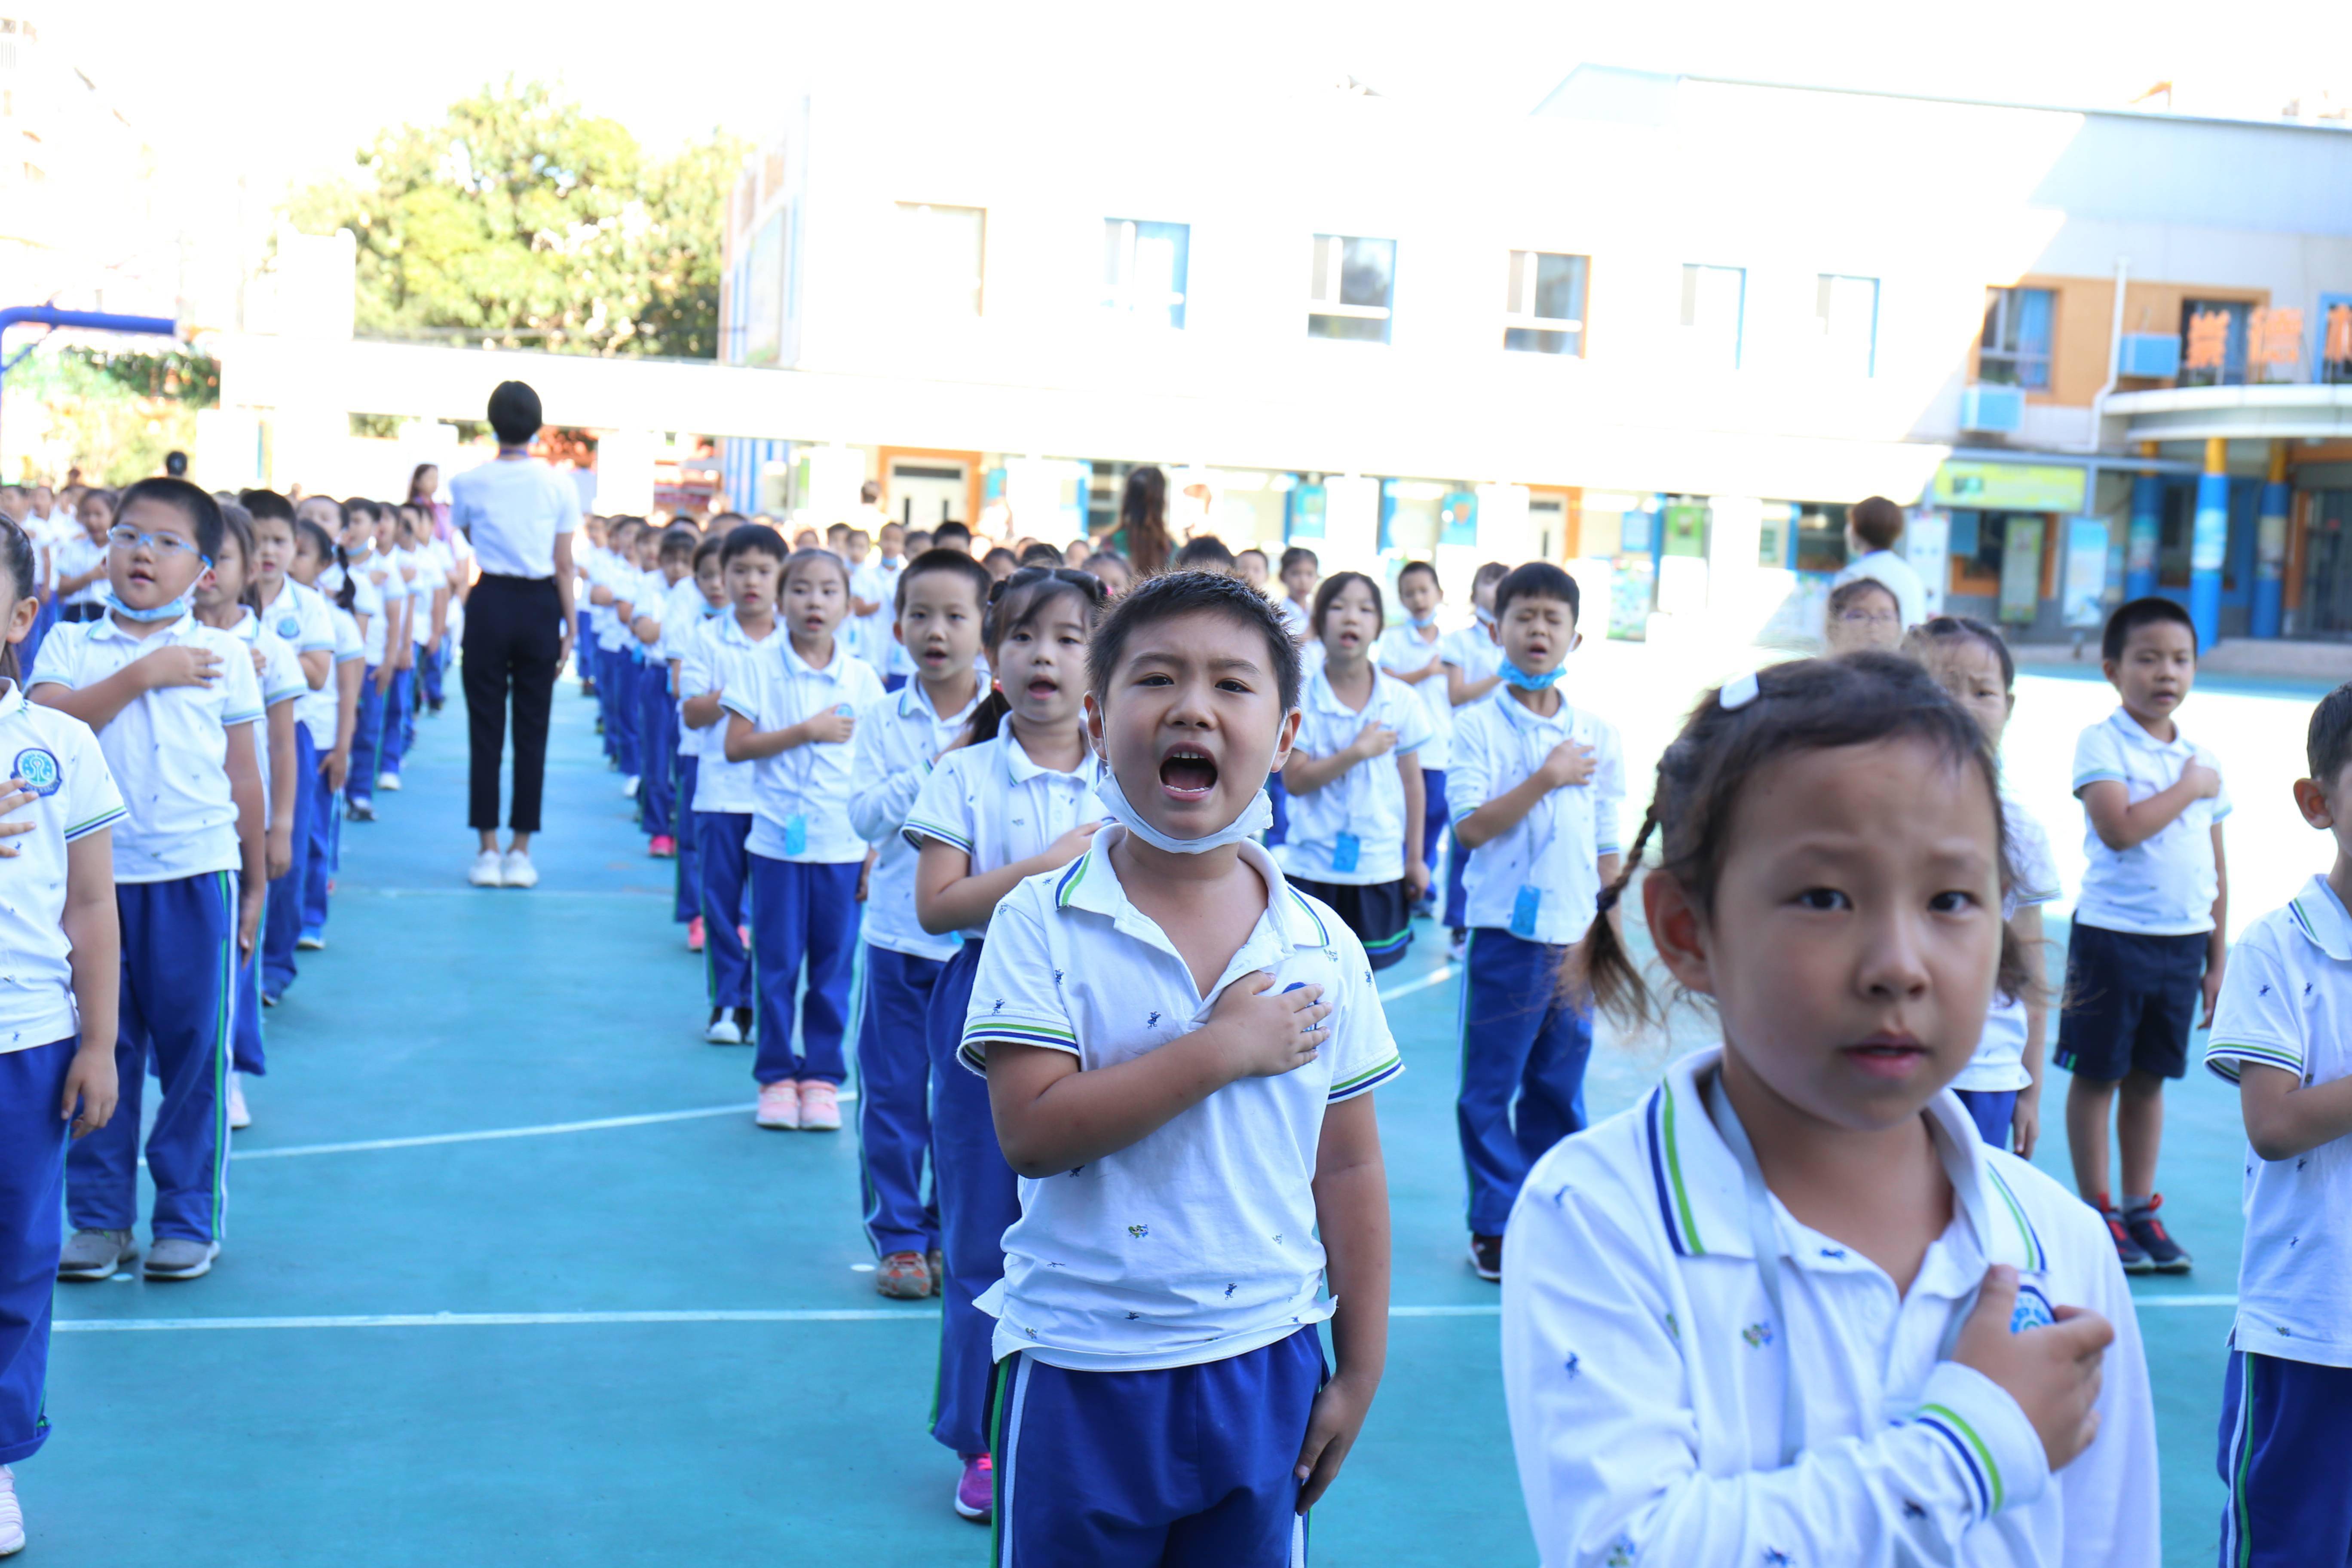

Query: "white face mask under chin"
<box><xmin>1093</xmin><ymin>769</ymin><xmax>1273</xmax><ymax>855</ymax></box>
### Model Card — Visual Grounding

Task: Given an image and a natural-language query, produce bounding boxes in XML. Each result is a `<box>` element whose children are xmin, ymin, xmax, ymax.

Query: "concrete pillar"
<box><xmin>2253</xmin><ymin>441</ymin><xmax>2289</xmax><ymax>640</ymax></box>
<box><xmin>2189</xmin><ymin>437</ymin><xmax>2229</xmax><ymax>652</ymax></box>
<box><xmin>2125</xmin><ymin>439</ymin><xmax>2162</xmax><ymax>602</ymax></box>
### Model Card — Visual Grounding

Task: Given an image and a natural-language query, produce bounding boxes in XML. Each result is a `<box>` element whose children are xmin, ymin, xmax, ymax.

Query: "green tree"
<box><xmin>287</xmin><ymin>80</ymin><xmax>744</xmax><ymax>359</ymax></box>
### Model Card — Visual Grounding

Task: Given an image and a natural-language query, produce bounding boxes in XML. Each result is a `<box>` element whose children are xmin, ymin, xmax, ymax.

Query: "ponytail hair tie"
<box><xmin>1595</xmin><ymin>885</ymin><xmax>1621</xmax><ymax>915</ymax></box>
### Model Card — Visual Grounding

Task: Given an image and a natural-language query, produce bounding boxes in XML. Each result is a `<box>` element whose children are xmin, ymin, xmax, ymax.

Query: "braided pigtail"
<box><xmin>1572</xmin><ymin>796</ymin><xmax>1663</xmax><ymax>1027</ymax></box>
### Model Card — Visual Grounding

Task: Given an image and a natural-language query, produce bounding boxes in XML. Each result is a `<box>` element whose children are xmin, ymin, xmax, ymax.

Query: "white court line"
<box><xmin>1376</xmin><ymin>964</ymin><xmax>1457</xmax><ymax>1004</ymax></box>
<box><xmin>347</xmin><ymin>887</ymin><xmax>669</xmax><ymax>900</ymax></box>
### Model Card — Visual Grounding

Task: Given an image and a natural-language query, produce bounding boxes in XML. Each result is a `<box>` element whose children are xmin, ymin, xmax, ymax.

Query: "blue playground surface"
<box><xmin>31</xmin><ymin>681</ymin><xmax>2248</xmax><ymax>1565</ymax></box>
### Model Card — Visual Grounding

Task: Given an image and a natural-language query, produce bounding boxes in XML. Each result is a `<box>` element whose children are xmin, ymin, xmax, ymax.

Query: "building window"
<box><xmin>1502</xmin><ymin>251</ymin><xmax>1588</xmax><ymax>355</ymax></box>
<box><xmin>896</xmin><ymin>202</ymin><xmax>986</xmax><ymax>317</ymax></box>
<box><xmin>1816</xmin><ymin>274</ymin><xmax>1879</xmax><ymax>376</ymax></box>
<box><xmin>2179</xmin><ymin>298</ymin><xmax>2252</xmax><ymax>387</ymax></box>
<box><xmin>1978</xmin><ymin>286</ymin><xmax>2052</xmax><ymax>389</ymax></box>
<box><xmin>1680</xmin><ymin>264</ymin><xmax>1746</xmax><ymax>368</ymax></box>
<box><xmin>1308</xmin><ymin>234</ymin><xmax>1396</xmax><ymax>343</ymax></box>
<box><xmin>1102</xmin><ymin>219</ymin><xmax>1189</xmax><ymax>329</ymax></box>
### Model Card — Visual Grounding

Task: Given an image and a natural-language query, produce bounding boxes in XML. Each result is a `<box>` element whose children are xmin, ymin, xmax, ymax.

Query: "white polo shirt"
<box><xmin>2070</xmin><ymin>707</ymin><xmax>2231</xmax><ymax>936</ymax></box>
<box><xmin>1954</xmin><ymin>793</ymin><xmax>2063</xmax><ymax>1093</ymax></box>
<box><xmin>848</xmin><ymin>556</ymin><xmax>900</xmax><ymax>673</ymax></box>
<box><xmin>0</xmin><ymin>683</ymin><xmax>126</xmax><ymax>1051</ymax></box>
<box><xmin>1836</xmin><ymin>548</ymin><xmax>1930</xmax><ymax>630</ymax></box>
<box><xmin>961</xmin><ymin>830</ymin><xmax>1403</xmax><ymax>1372</ymax></box>
<box><xmin>1274</xmin><ymin>667</ymin><xmax>1434</xmax><ymax>887</ymax></box>
<box><xmin>53</xmin><ymin>532</ymin><xmax>107</xmax><ymax>608</ymax></box>
<box><xmin>1448</xmin><ymin>687</ymin><xmax>1626</xmax><ymax>945</ymax></box>
<box><xmin>1374</xmin><ymin>622</ymin><xmax>1452</xmax><ymax>772</ymax></box>
<box><xmin>720</xmin><ymin>638</ymin><xmax>885</xmax><ymax>863</ymax></box>
<box><xmin>2205</xmin><ymin>876</ymin><xmax>2352</xmax><ymax>1369</ymax></box>
<box><xmin>683</xmin><ymin>613</ymin><xmax>772</xmax><ymax>813</ymax></box>
<box><xmin>591</xmin><ymin>553</ymin><xmax>634</xmax><ymax>652</ymax></box>
<box><xmin>224</xmin><ymin>609</ymin><xmax>308</xmax><ymax>806</ymax></box>
<box><xmin>848</xmin><ymin>678</ymin><xmax>982</xmax><ymax>962</ymax></box>
<box><xmin>656</xmin><ymin>576</ymin><xmax>708</xmax><ymax>669</ymax></box>
<box><xmin>308</xmin><ymin>604</ymin><xmax>366</xmax><ymax>750</ymax></box>
<box><xmin>1501</xmin><ymin>1048</ymin><xmax>2158</xmax><ymax>1568</ymax></box>
<box><xmin>905</xmin><ymin>729</ymin><xmax>1104</xmax><ymax>941</ymax></box>
<box><xmin>1276</xmin><ymin>597</ymin><xmax>1311</xmax><ymax>643</ymax></box>
<box><xmin>1440</xmin><ymin>619</ymin><xmax>1504</xmax><ymax>697</ymax></box>
<box><xmin>448</xmin><ymin>454</ymin><xmax>579</xmax><ymax>580</ymax></box>
<box><xmin>259</xmin><ymin>578</ymin><xmax>337</xmax><ymax>744</ymax></box>
<box><xmin>30</xmin><ymin>612</ymin><xmax>263</xmax><ymax>883</ymax></box>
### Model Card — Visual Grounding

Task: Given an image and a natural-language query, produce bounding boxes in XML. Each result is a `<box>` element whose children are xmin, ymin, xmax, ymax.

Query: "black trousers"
<box><xmin>461</xmin><ymin>574</ymin><xmax>562</xmax><ymax>833</ymax></box>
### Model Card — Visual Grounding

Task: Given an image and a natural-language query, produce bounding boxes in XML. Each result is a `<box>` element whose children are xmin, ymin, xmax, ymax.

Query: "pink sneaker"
<box><xmin>649</xmin><ymin>834</ymin><xmax>677</xmax><ymax>858</ymax></box>
<box><xmin>954</xmin><ymin>1452</ymin><xmax>993</xmax><ymax>1521</ymax></box>
<box><xmin>755</xmin><ymin>1081</ymin><xmax>801</xmax><ymax>1130</ymax></box>
<box><xmin>797</xmin><ymin>1080</ymin><xmax>841</xmax><ymax>1131</ymax></box>
<box><xmin>686</xmin><ymin>916</ymin><xmax>705</xmax><ymax>953</ymax></box>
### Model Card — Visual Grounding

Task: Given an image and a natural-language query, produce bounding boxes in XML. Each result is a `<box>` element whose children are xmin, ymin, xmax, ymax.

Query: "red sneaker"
<box><xmin>649</xmin><ymin>835</ymin><xmax>677</xmax><ymax>858</ymax></box>
<box><xmin>686</xmin><ymin>916</ymin><xmax>706</xmax><ymax>952</ymax></box>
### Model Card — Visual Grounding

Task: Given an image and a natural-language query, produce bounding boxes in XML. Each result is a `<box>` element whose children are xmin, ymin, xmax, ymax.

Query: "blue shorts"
<box><xmin>2053</xmin><ymin>922</ymin><xmax>2205</xmax><ymax>1082</ymax></box>
<box><xmin>2217</xmin><ymin>1349</ymin><xmax>2352</xmax><ymax>1566</ymax></box>
<box><xmin>991</xmin><ymin>1327</ymin><xmax>1325</xmax><ymax>1568</ymax></box>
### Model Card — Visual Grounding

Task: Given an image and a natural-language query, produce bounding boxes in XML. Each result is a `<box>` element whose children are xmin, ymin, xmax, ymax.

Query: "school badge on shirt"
<box><xmin>276</xmin><ymin>616</ymin><xmax>302</xmax><ymax>640</ymax></box>
<box><xmin>12</xmin><ymin>747</ymin><xmax>61</xmax><ymax>797</ymax></box>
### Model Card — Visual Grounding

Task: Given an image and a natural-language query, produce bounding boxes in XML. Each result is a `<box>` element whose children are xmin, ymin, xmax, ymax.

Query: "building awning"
<box><xmin>2110</xmin><ymin>384</ymin><xmax>2352</xmax><ymax>443</ymax></box>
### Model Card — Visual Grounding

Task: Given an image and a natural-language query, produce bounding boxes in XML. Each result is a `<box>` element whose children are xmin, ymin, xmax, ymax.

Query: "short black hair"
<box><xmin>1494</xmin><ymin>561</ymin><xmax>1580</xmax><ymax>623</ymax></box>
<box><xmin>720</xmin><ymin>522</ymin><xmax>787</xmax><ymax>566</ymax></box>
<box><xmin>1311</xmin><ymin>570</ymin><xmax>1384</xmax><ymax>637</ymax></box>
<box><xmin>783</xmin><ymin>545</ymin><xmax>851</xmax><ymax>593</ymax></box>
<box><xmin>897</xmin><ymin>546</ymin><xmax>993</xmax><ymax>614</ymax></box>
<box><xmin>162</xmin><ymin>450</ymin><xmax>189</xmax><ymax>477</ymax></box>
<box><xmin>117</xmin><ymin>477</ymin><xmax>224</xmax><ymax>562</ymax></box>
<box><xmin>487</xmin><ymin>381</ymin><xmax>543</xmax><ymax>447</ymax></box>
<box><xmin>1828</xmin><ymin>576</ymin><xmax>1900</xmax><ymax>619</ymax></box>
<box><xmin>1018</xmin><ymin>541</ymin><xmax>1065</xmax><ymax>567</ymax></box>
<box><xmin>1088</xmin><ymin>568</ymin><xmax>1302</xmax><ymax>713</ymax></box>
<box><xmin>1906</xmin><ymin>614</ymin><xmax>2015</xmax><ymax>690</ymax></box>
<box><xmin>239</xmin><ymin>488</ymin><xmax>297</xmax><ymax>526</ymax></box>
<box><xmin>2308</xmin><ymin>683</ymin><xmax>2352</xmax><ymax>786</ymax></box>
<box><xmin>983</xmin><ymin>548</ymin><xmax>1018</xmax><ymax>571</ymax></box>
<box><xmin>1850</xmin><ymin>496</ymin><xmax>1905</xmax><ymax>551</ymax></box>
<box><xmin>2101</xmin><ymin>596</ymin><xmax>2197</xmax><ymax>663</ymax></box>
<box><xmin>1171</xmin><ymin>534</ymin><xmax>1237</xmax><ymax>572</ymax></box>
<box><xmin>691</xmin><ymin>535</ymin><xmax>725</xmax><ymax>573</ymax></box>
<box><xmin>933</xmin><ymin>521</ymin><xmax>973</xmax><ymax>548</ymax></box>
<box><xmin>659</xmin><ymin>526</ymin><xmax>698</xmax><ymax>561</ymax></box>
<box><xmin>1279</xmin><ymin>546</ymin><xmax>1319</xmax><ymax>574</ymax></box>
<box><xmin>1396</xmin><ymin>558</ymin><xmax>1439</xmax><ymax>589</ymax></box>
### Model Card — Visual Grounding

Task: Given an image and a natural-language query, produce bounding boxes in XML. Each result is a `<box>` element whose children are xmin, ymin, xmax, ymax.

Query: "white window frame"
<box><xmin>1503</xmin><ymin>249</ymin><xmax>1589</xmax><ymax>355</ymax></box>
<box><xmin>1308</xmin><ymin>234</ymin><xmax>1396</xmax><ymax>323</ymax></box>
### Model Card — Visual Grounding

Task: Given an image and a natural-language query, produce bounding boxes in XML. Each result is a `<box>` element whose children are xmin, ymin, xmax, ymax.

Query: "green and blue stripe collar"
<box><xmin>2286</xmin><ymin>875</ymin><xmax>2352</xmax><ymax>963</ymax></box>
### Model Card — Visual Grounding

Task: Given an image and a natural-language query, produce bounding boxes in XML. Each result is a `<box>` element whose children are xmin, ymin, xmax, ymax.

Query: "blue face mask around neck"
<box><xmin>100</xmin><ymin>584</ymin><xmax>197</xmax><ymax>624</ymax></box>
<box><xmin>1094</xmin><ymin>769</ymin><xmax>1274</xmax><ymax>855</ymax></box>
<box><xmin>1498</xmin><ymin>659</ymin><xmax>1565</xmax><ymax>692</ymax></box>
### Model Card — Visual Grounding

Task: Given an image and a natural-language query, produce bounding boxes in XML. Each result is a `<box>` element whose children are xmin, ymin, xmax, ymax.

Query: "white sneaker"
<box><xmin>499</xmin><ymin>850</ymin><xmax>538</xmax><ymax>888</ymax></box>
<box><xmin>0</xmin><ymin>1464</ymin><xmax>23</xmax><ymax>1557</ymax></box>
<box><xmin>226</xmin><ymin>1072</ymin><xmax>251</xmax><ymax>1131</ymax></box>
<box><xmin>704</xmin><ymin>1009</ymin><xmax>743</xmax><ymax>1045</ymax></box>
<box><xmin>377</xmin><ymin>772</ymin><xmax>401</xmax><ymax>792</ymax></box>
<box><xmin>469</xmin><ymin>850</ymin><xmax>504</xmax><ymax>888</ymax></box>
<box><xmin>622</xmin><ymin>775</ymin><xmax>641</xmax><ymax>799</ymax></box>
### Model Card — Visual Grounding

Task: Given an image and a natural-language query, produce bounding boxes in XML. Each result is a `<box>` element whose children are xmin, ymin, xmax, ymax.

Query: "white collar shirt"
<box><xmin>0</xmin><ymin>683</ymin><xmax>126</xmax><ymax>1051</ymax></box>
<box><xmin>684</xmin><ymin>614</ymin><xmax>774</xmax><ymax>812</ymax></box>
<box><xmin>1837</xmin><ymin>549</ymin><xmax>1930</xmax><ymax>630</ymax></box>
<box><xmin>1374</xmin><ymin>621</ymin><xmax>1453</xmax><ymax>770</ymax></box>
<box><xmin>2070</xmin><ymin>707</ymin><xmax>2231</xmax><ymax>935</ymax></box>
<box><xmin>344</xmin><ymin>566</ymin><xmax>389</xmax><ymax>666</ymax></box>
<box><xmin>720</xmin><ymin>639</ymin><xmax>885</xmax><ymax>862</ymax></box>
<box><xmin>1501</xmin><ymin>1048</ymin><xmax>2158</xmax><ymax>1568</ymax></box>
<box><xmin>1274</xmin><ymin>667</ymin><xmax>1434</xmax><ymax>886</ymax></box>
<box><xmin>1954</xmin><ymin>793</ymin><xmax>2063</xmax><ymax>1092</ymax></box>
<box><xmin>54</xmin><ymin>533</ymin><xmax>108</xmax><ymax>607</ymax></box>
<box><xmin>848</xmin><ymin>677</ymin><xmax>983</xmax><ymax>961</ymax></box>
<box><xmin>448</xmin><ymin>454</ymin><xmax>579</xmax><ymax>579</ymax></box>
<box><xmin>853</xmin><ymin>556</ymin><xmax>910</xmax><ymax>675</ymax></box>
<box><xmin>656</xmin><ymin>577</ymin><xmax>707</xmax><ymax>666</ymax></box>
<box><xmin>307</xmin><ymin>604</ymin><xmax>366</xmax><ymax>750</ymax></box>
<box><xmin>1440</xmin><ymin>621</ymin><xmax>1505</xmax><ymax>689</ymax></box>
<box><xmin>224</xmin><ymin>609</ymin><xmax>308</xmax><ymax>801</ymax></box>
<box><xmin>905</xmin><ymin>729</ymin><xmax>1103</xmax><ymax>940</ymax></box>
<box><xmin>1446</xmin><ymin>687</ymin><xmax>1625</xmax><ymax>944</ymax></box>
<box><xmin>2205</xmin><ymin>876</ymin><xmax>2352</xmax><ymax>1368</ymax></box>
<box><xmin>258</xmin><ymin>578</ymin><xmax>338</xmax><ymax>747</ymax></box>
<box><xmin>960</xmin><ymin>829</ymin><xmax>1403</xmax><ymax>1371</ymax></box>
<box><xmin>28</xmin><ymin>612</ymin><xmax>263</xmax><ymax>882</ymax></box>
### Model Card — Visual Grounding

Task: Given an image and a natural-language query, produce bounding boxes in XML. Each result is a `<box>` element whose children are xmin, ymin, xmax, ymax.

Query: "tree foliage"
<box><xmin>286</xmin><ymin>80</ymin><xmax>743</xmax><ymax>359</ymax></box>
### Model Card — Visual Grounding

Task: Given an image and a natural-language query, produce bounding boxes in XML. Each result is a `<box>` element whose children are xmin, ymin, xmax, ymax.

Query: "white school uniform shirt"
<box><xmin>960</xmin><ymin>829</ymin><xmax>1403</xmax><ymax>1370</ymax></box>
<box><xmin>2205</xmin><ymin>876</ymin><xmax>2352</xmax><ymax>1369</ymax></box>
<box><xmin>1276</xmin><ymin>596</ymin><xmax>1311</xmax><ymax>643</ymax></box>
<box><xmin>307</xmin><ymin>603</ymin><xmax>366</xmax><ymax>751</ymax></box>
<box><xmin>657</xmin><ymin>577</ymin><xmax>707</xmax><ymax>668</ymax></box>
<box><xmin>1835</xmin><ymin>548</ymin><xmax>1930</xmax><ymax>630</ymax></box>
<box><xmin>904</xmin><ymin>729</ymin><xmax>1104</xmax><ymax>941</ymax></box>
<box><xmin>345</xmin><ymin>565</ymin><xmax>390</xmax><ymax>667</ymax></box>
<box><xmin>0</xmin><ymin>683</ymin><xmax>126</xmax><ymax>1051</ymax></box>
<box><xmin>29</xmin><ymin>612</ymin><xmax>264</xmax><ymax>882</ymax></box>
<box><xmin>1501</xmin><ymin>1048</ymin><xmax>2158</xmax><ymax>1568</ymax></box>
<box><xmin>1375</xmin><ymin>622</ymin><xmax>1453</xmax><ymax>771</ymax></box>
<box><xmin>1275</xmin><ymin>667</ymin><xmax>1434</xmax><ymax>886</ymax></box>
<box><xmin>592</xmin><ymin>553</ymin><xmax>634</xmax><ymax>651</ymax></box>
<box><xmin>848</xmin><ymin>678</ymin><xmax>983</xmax><ymax>962</ymax></box>
<box><xmin>1446</xmin><ymin>686</ymin><xmax>1625</xmax><ymax>944</ymax></box>
<box><xmin>1440</xmin><ymin>619</ymin><xmax>1504</xmax><ymax>698</ymax></box>
<box><xmin>225</xmin><ymin>610</ymin><xmax>309</xmax><ymax>804</ymax></box>
<box><xmin>2070</xmin><ymin>707</ymin><xmax>2231</xmax><ymax>935</ymax></box>
<box><xmin>855</xmin><ymin>555</ymin><xmax>910</xmax><ymax>677</ymax></box>
<box><xmin>258</xmin><ymin>578</ymin><xmax>337</xmax><ymax>748</ymax></box>
<box><xmin>1953</xmin><ymin>793</ymin><xmax>2063</xmax><ymax>1093</ymax></box>
<box><xmin>684</xmin><ymin>614</ymin><xmax>772</xmax><ymax>813</ymax></box>
<box><xmin>720</xmin><ymin>639</ymin><xmax>885</xmax><ymax>863</ymax></box>
<box><xmin>53</xmin><ymin>532</ymin><xmax>108</xmax><ymax>608</ymax></box>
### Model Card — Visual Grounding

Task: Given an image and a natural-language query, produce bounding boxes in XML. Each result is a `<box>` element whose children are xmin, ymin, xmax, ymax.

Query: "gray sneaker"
<box><xmin>143</xmin><ymin>1237</ymin><xmax>220</xmax><ymax>1281</ymax></box>
<box><xmin>57</xmin><ymin>1228</ymin><xmax>135</xmax><ymax>1282</ymax></box>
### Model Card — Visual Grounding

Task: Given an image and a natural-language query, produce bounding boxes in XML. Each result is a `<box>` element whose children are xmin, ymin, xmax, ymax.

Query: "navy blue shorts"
<box><xmin>1287</xmin><ymin>876</ymin><xmax>1412</xmax><ymax>971</ymax></box>
<box><xmin>990</xmin><ymin>1326</ymin><xmax>1325</xmax><ymax>1567</ymax></box>
<box><xmin>2217</xmin><ymin>1350</ymin><xmax>2352</xmax><ymax>1566</ymax></box>
<box><xmin>2053</xmin><ymin>922</ymin><xmax>2205</xmax><ymax>1082</ymax></box>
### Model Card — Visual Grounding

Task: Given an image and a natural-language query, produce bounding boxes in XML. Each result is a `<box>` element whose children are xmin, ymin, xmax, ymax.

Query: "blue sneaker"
<box><xmin>2122</xmin><ymin>1196</ymin><xmax>2191</xmax><ymax>1274</ymax></box>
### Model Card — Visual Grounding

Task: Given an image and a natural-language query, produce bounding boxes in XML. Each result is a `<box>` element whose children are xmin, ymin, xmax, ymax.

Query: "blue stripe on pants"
<box><xmin>673</xmin><ymin>757</ymin><xmax>702</xmax><ymax>922</ymax></box>
<box><xmin>233</xmin><ymin>890</ymin><xmax>266</xmax><ymax>1076</ymax></box>
<box><xmin>1419</xmin><ymin>766</ymin><xmax>1448</xmax><ymax>875</ymax></box>
<box><xmin>992</xmin><ymin>1326</ymin><xmax>1324</xmax><ymax>1567</ymax></box>
<box><xmin>928</xmin><ymin>938</ymin><xmax>1019</xmax><ymax>1458</ymax></box>
<box><xmin>748</xmin><ymin>855</ymin><xmax>862</xmax><ymax>1086</ymax></box>
<box><xmin>1455</xmin><ymin>927</ymin><xmax>1592</xmax><ymax>1236</ymax></box>
<box><xmin>857</xmin><ymin>944</ymin><xmax>943</xmax><ymax>1259</ymax></box>
<box><xmin>696</xmin><ymin>812</ymin><xmax>753</xmax><ymax>1009</ymax></box>
<box><xmin>0</xmin><ymin>1037</ymin><xmax>73</xmax><ymax>1464</ymax></box>
<box><xmin>2217</xmin><ymin>1349</ymin><xmax>2352</xmax><ymax>1566</ymax></box>
<box><xmin>346</xmin><ymin>666</ymin><xmax>385</xmax><ymax>807</ymax></box>
<box><xmin>68</xmin><ymin>873</ymin><xmax>235</xmax><ymax>1243</ymax></box>
<box><xmin>261</xmin><ymin>726</ymin><xmax>319</xmax><ymax>994</ymax></box>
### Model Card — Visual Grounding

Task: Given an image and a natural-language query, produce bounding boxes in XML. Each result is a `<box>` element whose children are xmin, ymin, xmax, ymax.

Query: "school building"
<box><xmin>205</xmin><ymin>67</ymin><xmax>2352</xmax><ymax>649</ymax></box>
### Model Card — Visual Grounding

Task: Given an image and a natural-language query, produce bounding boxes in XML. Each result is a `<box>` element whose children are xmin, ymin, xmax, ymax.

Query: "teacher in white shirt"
<box><xmin>1832</xmin><ymin>493</ymin><xmax>1929</xmax><ymax>631</ymax></box>
<box><xmin>448</xmin><ymin>381</ymin><xmax>578</xmax><ymax>890</ymax></box>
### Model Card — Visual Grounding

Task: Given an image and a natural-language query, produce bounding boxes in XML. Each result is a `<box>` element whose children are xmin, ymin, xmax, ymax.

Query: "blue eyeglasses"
<box><xmin>107</xmin><ymin>524</ymin><xmax>201</xmax><ymax>557</ymax></box>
